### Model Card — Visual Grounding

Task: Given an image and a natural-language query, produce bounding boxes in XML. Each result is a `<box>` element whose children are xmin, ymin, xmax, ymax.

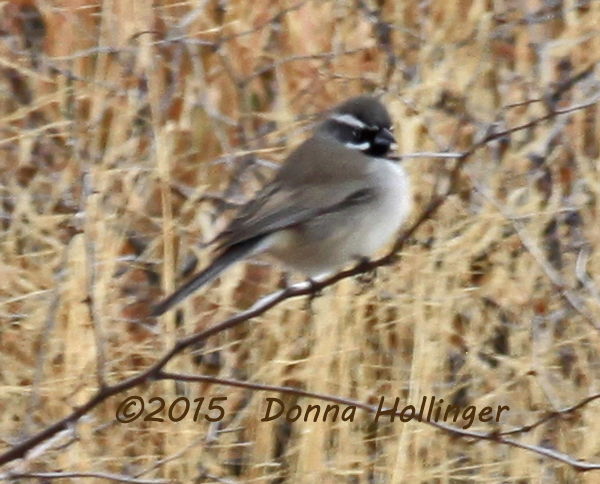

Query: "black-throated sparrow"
<box><xmin>152</xmin><ymin>96</ymin><xmax>412</xmax><ymax>316</ymax></box>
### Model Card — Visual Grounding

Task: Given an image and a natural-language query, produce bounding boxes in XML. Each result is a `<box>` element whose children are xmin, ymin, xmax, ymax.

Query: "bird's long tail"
<box><xmin>152</xmin><ymin>239</ymin><xmax>260</xmax><ymax>316</ymax></box>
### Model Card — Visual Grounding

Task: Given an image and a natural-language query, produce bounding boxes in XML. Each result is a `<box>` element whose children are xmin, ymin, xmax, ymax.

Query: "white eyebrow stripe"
<box><xmin>330</xmin><ymin>113</ymin><xmax>367</xmax><ymax>129</ymax></box>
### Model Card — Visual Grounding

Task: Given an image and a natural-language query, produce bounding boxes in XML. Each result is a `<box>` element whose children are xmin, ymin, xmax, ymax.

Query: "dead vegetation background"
<box><xmin>1</xmin><ymin>0</ymin><xmax>600</xmax><ymax>482</ymax></box>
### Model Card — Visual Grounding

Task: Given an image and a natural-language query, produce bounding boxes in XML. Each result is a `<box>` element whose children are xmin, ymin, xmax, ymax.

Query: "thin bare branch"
<box><xmin>0</xmin><ymin>471</ymin><xmax>168</xmax><ymax>484</ymax></box>
<box><xmin>156</xmin><ymin>371</ymin><xmax>600</xmax><ymax>472</ymax></box>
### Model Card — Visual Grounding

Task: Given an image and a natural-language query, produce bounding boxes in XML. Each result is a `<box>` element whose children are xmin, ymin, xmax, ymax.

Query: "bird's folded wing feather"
<box><xmin>214</xmin><ymin>179</ymin><xmax>374</xmax><ymax>250</ymax></box>
<box><xmin>214</xmin><ymin>135</ymin><xmax>379</xmax><ymax>250</ymax></box>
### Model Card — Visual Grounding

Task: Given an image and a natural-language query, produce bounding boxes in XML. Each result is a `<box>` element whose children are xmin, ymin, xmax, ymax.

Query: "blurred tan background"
<box><xmin>1</xmin><ymin>0</ymin><xmax>600</xmax><ymax>482</ymax></box>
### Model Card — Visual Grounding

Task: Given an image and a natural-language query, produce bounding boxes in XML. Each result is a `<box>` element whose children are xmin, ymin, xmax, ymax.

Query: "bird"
<box><xmin>152</xmin><ymin>95</ymin><xmax>412</xmax><ymax>316</ymax></box>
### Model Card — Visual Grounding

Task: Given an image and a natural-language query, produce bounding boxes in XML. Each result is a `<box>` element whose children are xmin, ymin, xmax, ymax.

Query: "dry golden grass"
<box><xmin>1</xmin><ymin>0</ymin><xmax>600</xmax><ymax>483</ymax></box>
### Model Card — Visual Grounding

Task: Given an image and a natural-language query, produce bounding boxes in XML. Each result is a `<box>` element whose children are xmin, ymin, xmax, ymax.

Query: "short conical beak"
<box><xmin>374</xmin><ymin>128</ymin><xmax>397</xmax><ymax>156</ymax></box>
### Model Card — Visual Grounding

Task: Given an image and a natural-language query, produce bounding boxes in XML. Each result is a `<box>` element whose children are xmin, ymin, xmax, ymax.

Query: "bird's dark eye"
<box><xmin>352</xmin><ymin>129</ymin><xmax>370</xmax><ymax>142</ymax></box>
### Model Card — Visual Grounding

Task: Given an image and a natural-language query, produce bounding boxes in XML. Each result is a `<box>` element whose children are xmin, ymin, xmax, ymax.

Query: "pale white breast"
<box><xmin>357</xmin><ymin>159</ymin><xmax>412</xmax><ymax>257</ymax></box>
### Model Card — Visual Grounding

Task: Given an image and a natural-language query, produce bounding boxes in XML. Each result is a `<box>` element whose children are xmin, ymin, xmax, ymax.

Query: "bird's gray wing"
<box><xmin>214</xmin><ymin>178</ymin><xmax>375</xmax><ymax>250</ymax></box>
<box><xmin>153</xmin><ymin>177</ymin><xmax>373</xmax><ymax>315</ymax></box>
<box><xmin>214</xmin><ymin>136</ymin><xmax>378</xmax><ymax>250</ymax></box>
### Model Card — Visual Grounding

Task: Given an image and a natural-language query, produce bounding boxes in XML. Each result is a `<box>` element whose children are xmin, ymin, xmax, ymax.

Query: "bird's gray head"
<box><xmin>317</xmin><ymin>95</ymin><xmax>396</xmax><ymax>158</ymax></box>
